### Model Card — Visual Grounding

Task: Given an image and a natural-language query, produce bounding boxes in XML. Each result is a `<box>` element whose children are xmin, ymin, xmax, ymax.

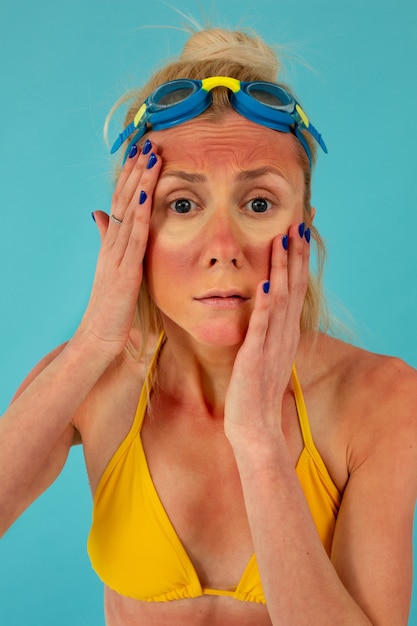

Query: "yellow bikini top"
<box><xmin>88</xmin><ymin>336</ymin><xmax>341</xmax><ymax>603</ymax></box>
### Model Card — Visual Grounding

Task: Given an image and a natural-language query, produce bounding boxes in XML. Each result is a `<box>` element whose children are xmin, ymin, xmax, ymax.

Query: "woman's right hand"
<box><xmin>76</xmin><ymin>140</ymin><xmax>162</xmax><ymax>359</ymax></box>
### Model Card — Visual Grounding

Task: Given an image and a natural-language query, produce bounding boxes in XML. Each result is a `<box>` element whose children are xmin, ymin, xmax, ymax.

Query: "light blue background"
<box><xmin>1</xmin><ymin>0</ymin><xmax>416</xmax><ymax>624</ymax></box>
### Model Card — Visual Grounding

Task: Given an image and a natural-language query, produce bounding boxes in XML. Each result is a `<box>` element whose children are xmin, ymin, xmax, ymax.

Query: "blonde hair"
<box><xmin>107</xmin><ymin>27</ymin><xmax>327</xmax><ymax>356</ymax></box>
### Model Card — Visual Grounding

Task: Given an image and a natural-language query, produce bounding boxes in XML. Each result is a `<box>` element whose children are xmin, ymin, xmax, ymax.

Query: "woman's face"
<box><xmin>145</xmin><ymin>112</ymin><xmax>306</xmax><ymax>348</ymax></box>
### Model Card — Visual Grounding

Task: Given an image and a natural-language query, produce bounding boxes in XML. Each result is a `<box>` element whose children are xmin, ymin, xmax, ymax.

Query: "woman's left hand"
<box><xmin>224</xmin><ymin>222</ymin><xmax>310</xmax><ymax>449</ymax></box>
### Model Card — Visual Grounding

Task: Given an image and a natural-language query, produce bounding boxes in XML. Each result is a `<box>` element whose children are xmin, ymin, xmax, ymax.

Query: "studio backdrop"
<box><xmin>1</xmin><ymin>0</ymin><xmax>416</xmax><ymax>624</ymax></box>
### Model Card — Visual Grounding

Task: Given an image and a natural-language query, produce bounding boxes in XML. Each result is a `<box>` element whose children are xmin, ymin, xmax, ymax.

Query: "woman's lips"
<box><xmin>195</xmin><ymin>292</ymin><xmax>249</xmax><ymax>309</ymax></box>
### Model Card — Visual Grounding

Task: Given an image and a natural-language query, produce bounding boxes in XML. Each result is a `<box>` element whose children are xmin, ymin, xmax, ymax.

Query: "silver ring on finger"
<box><xmin>110</xmin><ymin>214</ymin><xmax>123</xmax><ymax>225</ymax></box>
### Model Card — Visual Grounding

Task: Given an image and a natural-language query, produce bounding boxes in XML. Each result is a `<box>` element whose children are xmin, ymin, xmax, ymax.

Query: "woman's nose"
<box><xmin>201</xmin><ymin>212</ymin><xmax>243</xmax><ymax>268</ymax></box>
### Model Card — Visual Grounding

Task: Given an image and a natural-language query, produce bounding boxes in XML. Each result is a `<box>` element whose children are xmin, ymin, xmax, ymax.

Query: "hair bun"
<box><xmin>179</xmin><ymin>28</ymin><xmax>279</xmax><ymax>81</ymax></box>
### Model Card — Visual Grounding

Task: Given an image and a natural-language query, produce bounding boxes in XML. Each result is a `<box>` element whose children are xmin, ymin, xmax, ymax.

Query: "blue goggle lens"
<box><xmin>149</xmin><ymin>80</ymin><xmax>198</xmax><ymax>108</ymax></box>
<box><xmin>244</xmin><ymin>83</ymin><xmax>293</xmax><ymax>109</ymax></box>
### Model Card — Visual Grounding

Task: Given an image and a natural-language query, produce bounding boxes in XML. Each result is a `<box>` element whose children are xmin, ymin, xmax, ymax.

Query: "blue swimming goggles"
<box><xmin>111</xmin><ymin>76</ymin><xmax>328</xmax><ymax>167</ymax></box>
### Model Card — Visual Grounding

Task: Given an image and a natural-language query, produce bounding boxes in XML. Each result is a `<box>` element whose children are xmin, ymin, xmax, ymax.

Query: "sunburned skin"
<box><xmin>145</xmin><ymin>113</ymin><xmax>306</xmax><ymax>350</ymax></box>
<box><xmin>3</xmin><ymin>106</ymin><xmax>417</xmax><ymax>626</ymax></box>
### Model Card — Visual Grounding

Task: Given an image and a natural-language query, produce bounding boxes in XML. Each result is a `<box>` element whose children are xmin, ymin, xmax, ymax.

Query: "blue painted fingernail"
<box><xmin>146</xmin><ymin>153</ymin><xmax>157</xmax><ymax>169</ymax></box>
<box><xmin>282</xmin><ymin>235</ymin><xmax>289</xmax><ymax>251</ymax></box>
<box><xmin>139</xmin><ymin>190</ymin><xmax>147</xmax><ymax>205</ymax></box>
<box><xmin>263</xmin><ymin>281</ymin><xmax>270</xmax><ymax>294</ymax></box>
<box><xmin>298</xmin><ymin>222</ymin><xmax>305</xmax><ymax>238</ymax></box>
<box><xmin>128</xmin><ymin>144</ymin><xmax>138</xmax><ymax>158</ymax></box>
<box><xmin>91</xmin><ymin>212</ymin><xmax>96</xmax><ymax>222</ymax></box>
<box><xmin>304</xmin><ymin>228</ymin><xmax>311</xmax><ymax>243</ymax></box>
<box><xmin>143</xmin><ymin>139</ymin><xmax>152</xmax><ymax>155</ymax></box>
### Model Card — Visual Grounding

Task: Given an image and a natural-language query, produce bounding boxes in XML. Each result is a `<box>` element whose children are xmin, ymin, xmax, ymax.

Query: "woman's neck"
<box><xmin>157</xmin><ymin>331</ymin><xmax>242</xmax><ymax>418</ymax></box>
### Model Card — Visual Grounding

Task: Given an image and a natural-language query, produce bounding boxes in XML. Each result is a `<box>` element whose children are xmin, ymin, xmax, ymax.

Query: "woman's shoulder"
<box><xmin>312</xmin><ymin>332</ymin><xmax>417</xmax><ymax>395</ymax></box>
<box><xmin>76</xmin><ymin>329</ymin><xmax>160</xmax><ymax>418</ymax></box>
<box><xmin>72</xmin><ymin>331</ymin><xmax>161</xmax><ymax>492</ymax></box>
<box><xmin>297</xmin><ymin>334</ymin><xmax>417</xmax><ymax>492</ymax></box>
<box><xmin>309</xmin><ymin>333</ymin><xmax>417</xmax><ymax>453</ymax></box>
<box><xmin>13</xmin><ymin>329</ymin><xmax>159</xmax><ymax>437</ymax></box>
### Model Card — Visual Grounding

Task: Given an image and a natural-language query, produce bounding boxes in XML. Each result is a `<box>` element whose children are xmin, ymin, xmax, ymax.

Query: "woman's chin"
<box><xmin>191</xmin><ymin>320</ymin><xmax>248</xmax><ymax>348</ymax></box>
<box><xmin>160</xmin><ymin>313</ymin><xmax>250</xmax><ymax>349</ymax></box>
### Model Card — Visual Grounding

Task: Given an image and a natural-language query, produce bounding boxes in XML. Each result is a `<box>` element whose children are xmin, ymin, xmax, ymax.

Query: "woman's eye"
<box><xmin>170</xmin><ymin>198</ymin><xmax>195</xmax><ymax>214</ymax></box>
<box><xmin>246</xmin><ymin>197</ymin><xmax>272</xmax><ymax>213</ymax></box>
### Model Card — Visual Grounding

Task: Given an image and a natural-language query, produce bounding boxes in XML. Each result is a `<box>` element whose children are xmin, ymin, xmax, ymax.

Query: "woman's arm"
<box><xmin>0</xmin><ymin>340</ymin><xmax>114</xmax><ymax>535</ymax></box>
<box><xmin>225</xmin><ymin>224</ymin><xmax>417</xmax><ymax>625</ymax></box>
<box><xmin>0</xmin><ymin>143</ymin><xmax>162</xmax><ymax>536</ymax></box>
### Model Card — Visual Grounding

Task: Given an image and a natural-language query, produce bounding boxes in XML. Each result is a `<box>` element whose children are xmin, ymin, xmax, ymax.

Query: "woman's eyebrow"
<box><xmin>160</xmin><ymin>167</ymin><xmax>287</xmax><ymax>183</ymax></box>
<box><xmin>161</xmin><ymin>170</ymin><xmax>206</xmax><ymax>183</ymax></box>
<box><xmin>237</xmin><ymin>167</ymin><xmax>287</xmax><ymax>181</ymax></box>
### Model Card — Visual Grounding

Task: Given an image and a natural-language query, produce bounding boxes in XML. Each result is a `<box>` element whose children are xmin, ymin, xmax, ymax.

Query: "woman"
<box><xmin>1</xmin><ymin>27</ymin><xmax>416</xmax><ymax>626</ymax></box>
